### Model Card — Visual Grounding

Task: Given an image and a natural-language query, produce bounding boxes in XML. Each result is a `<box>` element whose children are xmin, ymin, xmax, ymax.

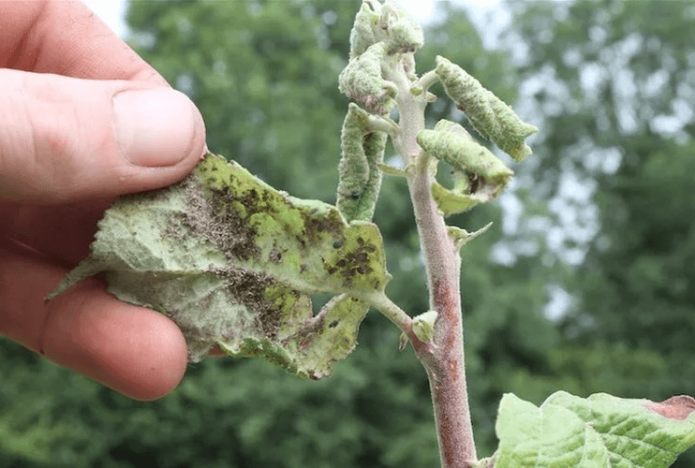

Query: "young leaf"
<box><xmin>447</xmin><ymin>222</ymin><xmax>492</xmax><ymax>250</ymax></box>
<box><xmin>348</xmin><ymin>0</ymin><xmax>424</xmax><ymax>58</ymax></box>
<box><xmin>349</xmin><ymin>2</ymin><xmax>382</xmax><ymax>59</ymax></box>
<box><xmin>337</xmin><ymin>103</ymin><xmax>388</xmax><ymax>222</ymax></box>
<box><xmin>492</xmin><ymin>391</ymin><xmax>695</xmax><ymax>468</ymax></box>
<box><xmin>431</xmin><ymin>181</ymin><xmax>482</xmax><ymax>216</ymax></box>
<box><xmin>435</xmin><ymin>56</ymin><xmax>538</xmax><ymax>161</ymax></box>
<box><xmin>380</xmin><ymin>2</ymin><xmax>424</xmax><ymax>55</ymax></box>
<box><xmin>417</xmin><ymin>120</ymin><xmax>513</xmax><ymax>216</ymax></box>
<box><xmin>411</xmin><ymin>310</ymin><xmax>438</xmax><ymax>343</ymax></box>
<box><xmin>417</xmin><ymin>120</ymin><xmax>513</xmax><ymax>183</ymax></box>
<box><xmin>339</xmin><ymin>42</ymin><xmax>397</xmax><ymax>115</ymax></box>
<box><xmin>48</xmin><ymin>154</ymin><xmax>390</xmax><ymax>380</ymax></box>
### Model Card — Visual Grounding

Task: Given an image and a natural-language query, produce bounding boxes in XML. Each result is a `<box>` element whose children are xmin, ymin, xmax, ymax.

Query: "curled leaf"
<box><xmin>349</xmin><ymin>2</ymin><xmax>382</xmax><ymax>59</ymax></box>
<box><xmin>417</xmin><ymin>120</ymin><xmax>513</xmax><ymax>216</ymax></box>
<box><xmin>435</xmin><ymin>56</ymin><xmax>538</xmax><ymax>161</ymax></box>
<box><xmin>381</xmin><ymin>2</ymin><xmax>424</xmax><ymax>55</ymax></box>
<box><xmin>418</xmin><ymin>120</ymin><xmax>513</xmax><ymax>183</ymax></box>
<box><xmin>431</xmin><ymin>181</ymin><xmax>481</xmax><ymax>216</ymax></box>
<box><xmin>337</xmin><ymin>103</ymin><xmax>388</xmax><ymax>222</ymax></box>
<box><xmin>339</xmin><ymin>42</ymin><xmax>397</xmax><ymax>115</ymax></box>
<box><xmin>348</xmin><ymin>1</ymin><xmax>424</xmax><ymax>58</ymax></box>
<box><xmin>49</xmin><ymin>154</ymin><xmax>391</xmax><ymax>379</ymax></box>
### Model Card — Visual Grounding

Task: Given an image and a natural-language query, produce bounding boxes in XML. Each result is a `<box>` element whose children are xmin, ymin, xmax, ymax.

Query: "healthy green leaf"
<box><xmin>48</xmin><ymin>154</ymin><xmax>391</xmax><ymax>380</ymax></box>
<box><xmin>492</xmin><ymin>391</ymin><xmax>695</xmax><ymax>468</ymax></box>
<box><xmin>447</xmin><ymin>222</ymin><xmax>492</xmax><ymax>250</ymax></box>
<box><xmin>411</xmin><ymin>310</ymin><xmax>437</xmax><ymax>343</ymax></box>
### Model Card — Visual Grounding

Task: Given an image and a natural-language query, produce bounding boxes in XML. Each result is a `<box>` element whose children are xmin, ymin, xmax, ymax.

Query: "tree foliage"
<box><xmin>5</xmin><ymin>0</ymin><xmax>692</xmax><ymax>466</ymax></box>
<box><xmin>504</xmin><ymin>0</ymin><xmax>695</xmax><ymax>465</ymax></box>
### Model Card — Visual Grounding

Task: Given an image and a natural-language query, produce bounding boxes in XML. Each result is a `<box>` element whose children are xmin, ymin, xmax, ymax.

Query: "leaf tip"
<box><xmin>645</xmin><ymin>395</ymin><xmax>695</xmax><ymax>421</ymax></box>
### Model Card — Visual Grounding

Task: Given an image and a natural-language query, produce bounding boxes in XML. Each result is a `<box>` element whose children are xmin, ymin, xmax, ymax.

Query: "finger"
<box><xmin>0</xmin><ymin>0</ymin><xmax>167</xmax><ymax>84</ymax></box>
<box><xmin>0</xmin><ymin>242</ymin><xmax>189</xmax><ymax>401</ymax></box>
<box><xmin>0</xmin><ymin>69</ymin><xmax>206</xmax><ymax>204</ymax></box>
<box><xmin>0</xmin><ymin>199</ymin><xmax>111</xmax><ymax>265</ymax></box>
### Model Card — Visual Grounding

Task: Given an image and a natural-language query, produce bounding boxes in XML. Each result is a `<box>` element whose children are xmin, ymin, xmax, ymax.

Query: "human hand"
<box><xmin>0</xmin><ymin>0</ymin><xmax>206</xmax><ymax>400</ymax></box>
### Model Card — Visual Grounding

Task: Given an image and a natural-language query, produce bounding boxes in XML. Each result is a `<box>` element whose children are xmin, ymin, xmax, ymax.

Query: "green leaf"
<box><xmin>492</xmin><ymin>391</ymin><xmax>695</xmax><ymax>468</ymax></box>
<box><xmin>336</xmin><ymin>103</ymin><xmax>388</xmax><ymax>223</ymax></box>
<box><xmin>381</xmin><ymin>1</ymin><xmax>424</xmax><ymax>55</ymax></box>
<box><xmin>48</xmin><ymin>154</ymin><xmax>391</xmax><ymax>380</ymax></box>
<box><xmin>417</xmin><ymin>120</ymin><xmax>513</xmax><ymax>216</ymax></box>
<box><xmin>411</xmin><ymin>310</ymin><xmax>437</xmax><ymax>343</ymax></box>
<box><xmin>339</xmin><ymin>42</ymin><xmax>397</xmax><ymax>115</ymax></box>
<box><xmin>348</xmin><ymin>0</ymin><xmax>424</xmax><ymax>58</ymax></box>
<box><xmin>348</xmin><ymin>2</ymin><xmax>381</xmax><ymax>59</ymax></box>
<box><xmin>435</xmin><ymin>56</ymin><xmax>538</xmax><ymax>161</ymax></box>
<box><xmin>447</xmin><ymin>222</ymin><xmax>492</xmax><ymax>250</ymax></box>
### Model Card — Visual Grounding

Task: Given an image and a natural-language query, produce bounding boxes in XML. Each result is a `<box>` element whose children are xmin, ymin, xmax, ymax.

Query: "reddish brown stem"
<box><xmin>408</xmin><ymin>167</ymin><xmax>477</xmax><ymax>467</ymax></box>
<box><xmin>388</xmin><ymin>60</ymin><xmax>476</xmax><ymax>465</ymax></box>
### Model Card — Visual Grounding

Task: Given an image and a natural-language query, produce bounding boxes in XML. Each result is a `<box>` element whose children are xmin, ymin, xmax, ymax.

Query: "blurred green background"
<box><xmin>3</xmin><ymin>0</ymin><xmax>695</xmax><ymax>466</ymax></box>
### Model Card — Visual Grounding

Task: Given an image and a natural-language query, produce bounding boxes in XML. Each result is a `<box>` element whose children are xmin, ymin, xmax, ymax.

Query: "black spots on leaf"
<box><xmin>210</xmin><ymin>266</ymin><xmax>280</xmax><ymax>338</ymax></box>
<box><xmin>209</xmin><ymin>266</ymin><xmax>290</xmax><ymax>339</ymax></box>
<box><xmin>328</xmin><ymin>236</ymin><xmax>377</xmax><ymax>286</ymax></box>
<box><xmin>350</xmin><ymin>191</ymin><xmax>362</xmax><ymax>200</ymax></box>
<box><xmin>177</xmin><ymin>176</ymin><xmax>266</xmax><ymax>262</ymax></box>
<box><xmin>269</xmin><ymin>248</ymin><xmax>282</xmax><ymax>263</ymax></box>
<box><xmin>301</xmin><ymin>208</ymin><xmax>344</xmax><ymax>244</ymax></box>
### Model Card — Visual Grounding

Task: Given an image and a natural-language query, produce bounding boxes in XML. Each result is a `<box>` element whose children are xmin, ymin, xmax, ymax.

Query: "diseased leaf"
<box><xmin>339</xmin><ymin>42</ymin><xmax>397</xmax><ymax>115</ymax></box>
<box><xmin>417</xmin><ymin>120</ymin><xmax>513</xmax><ymax>216</ymax></box>
<box><xmin>348</xmin><ymin>0</ymin><xmax>423</xmax><ymax>59</ymax></box>
<box><xmin>349</xmin><ymin>2</ymin><xmax>381</xmax><ymax>59</ymax></box>
<box><xmin>491</xmin><ymin>391</ymin><xmax>695</xmax><ymax>468</ymax></box>
<box><xmin>337</xmin><ymin>103</ymin><xmax>388</xmax><ymax>223</ymax></box>
<box><xmin>435</xmin><ymin>56</ymin><xmax>538</xmax><ymax>161</ymax></box>
<box><xmin>381</xmin><ymin>2</ymin><xmax>424</xmax><ymax>55</ymax></box>
<box><xmin>48</xmin><ymin>154</ymin><xmax>390</xmax><ymax>380</ymax></box>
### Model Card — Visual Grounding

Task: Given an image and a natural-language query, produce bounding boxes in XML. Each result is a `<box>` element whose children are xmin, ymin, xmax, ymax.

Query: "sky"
<box><xmin>82</xmin><ymin>0</ymin><xmax>501</xmax><ymax>39</ymax></box>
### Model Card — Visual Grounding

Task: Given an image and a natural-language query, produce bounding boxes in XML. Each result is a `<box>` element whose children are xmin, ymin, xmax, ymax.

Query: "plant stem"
<box><xmin>416</xmin><ymin>69</ymin><xmax>440</xmax><ymax>93</ymax></box>
<box><xmin>389</xmin><ymin>60</ymin><xmax>477</xmax><ymax>467</ymax></box>
<box><xmin>364</xmin><ymin>291</ymin><xmax>412</xmax><ymax>335</ymax></box>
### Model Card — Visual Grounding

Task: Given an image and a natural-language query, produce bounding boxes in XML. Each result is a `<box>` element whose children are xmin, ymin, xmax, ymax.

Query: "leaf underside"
<box><xmin>492</xmin><ymin>391</ymin><xmax>695</xmax><ymax>468</ymax></box>
<box><xmin>49</xmin><ymin>154</ymin><xmax>390</xmax><ymax>380</ymax></box>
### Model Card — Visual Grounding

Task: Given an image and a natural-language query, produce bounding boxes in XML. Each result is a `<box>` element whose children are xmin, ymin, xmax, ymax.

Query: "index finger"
<box><xmin>0</xmin><ymin>0</ymin><xmax>167</xmax><ymax>85</ymax></box>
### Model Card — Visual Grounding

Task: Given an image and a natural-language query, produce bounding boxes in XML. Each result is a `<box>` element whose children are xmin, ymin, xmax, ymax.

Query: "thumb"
<box><xmin>0</xmin><ymin>69</ymin><xmax>206</xmax><ymax>204</ymax></box>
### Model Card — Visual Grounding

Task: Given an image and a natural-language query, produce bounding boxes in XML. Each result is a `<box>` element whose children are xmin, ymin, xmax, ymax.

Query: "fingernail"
<box><xmin>113</xmin><ymin>89</ymin><xmax>200</xmax><ymax>167</ymax></box>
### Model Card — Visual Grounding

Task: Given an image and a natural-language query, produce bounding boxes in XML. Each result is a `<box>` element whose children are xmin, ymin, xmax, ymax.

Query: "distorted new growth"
<box><xmin>47</xmin><ymin>1</ymin><xmax>695</xmax><ymax>467</ymax></box>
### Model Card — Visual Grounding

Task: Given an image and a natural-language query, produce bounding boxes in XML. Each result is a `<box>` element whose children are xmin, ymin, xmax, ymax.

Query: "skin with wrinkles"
<box><xmin>0</xmin><ymin>0</ymin><xmax>206</xmax><ymax>401</ymax></box>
